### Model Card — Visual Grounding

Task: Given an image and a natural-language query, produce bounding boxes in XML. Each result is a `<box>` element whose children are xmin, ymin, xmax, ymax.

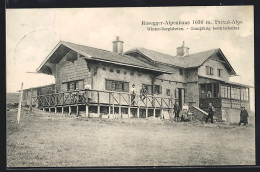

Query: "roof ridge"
<box><xmin>132</xmin><ymin>46</ymin><xmax>219</xmax><ymax>58</ymax></box>
<box><xmin>61</xmin><ymin>40</ymin><xmax>112</xmax><ymax>53</ymax></box>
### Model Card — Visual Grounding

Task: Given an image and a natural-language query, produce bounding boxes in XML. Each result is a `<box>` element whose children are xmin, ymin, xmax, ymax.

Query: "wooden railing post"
<box><xmin>145</xmin><ymin>98</ymin><xmax>148</xmax><ymax>118</ymax></box>
<box><xmin>97</xmin><ymin>91</ymin><xmax>100</xmax><ymax>117</ymax></box>
<box><xmin>161</xmin><ymin>98</ymin><xmax>163</xmax><ymax>118</ymax></box>
<box><xmin>128</xmin><ymin>93</ymin><xmax>131</xmax><ymax>118</ymax></box>
<box><xmin>119</xmin><ymin>93</ymin><xmax>122</xmax><ymax>118</ymax></box>
<box><xmin>112</xmin><ymin>93</ymin><xmax>115</xmax><ymax>115</ymax></box>
<box><xmin>85</xmin><ymin>104</ymin><xmax>89</xmax><ymax>117</ymax></box>
<box><xmin>108</xmin><ymin>93</ymin><xmax>111</xmax><ymax>115</ymax></box>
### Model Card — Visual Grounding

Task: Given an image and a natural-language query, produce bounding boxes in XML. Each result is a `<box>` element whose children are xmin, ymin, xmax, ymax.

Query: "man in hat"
<box><xmin>206</xmin><ymin>103</ymin><xmax>215</xmax><ymax>124</ymax></box>
<box><xmin>130</xmin><ymin>84</ymin><xmax>136</xmax><ymax>106</ymax></box>
<box><xmin>174</xmin><ymin>102</ymin><xmax>181</xmax><ymax>122</ymax></box>
<box><xmin>140</xmin><ymin>85</ymin><xmax>147</xmax><ymax>101</ymax></box>
<box><xmin>239</xmin><ymin>106</ymin><xmax>249</xmax><ymax>126</ymax></box>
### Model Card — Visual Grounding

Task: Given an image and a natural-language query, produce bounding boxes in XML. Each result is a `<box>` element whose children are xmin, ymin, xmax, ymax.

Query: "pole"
<box><xmin>29</xmin><ymin>88</ymin><xmax>32</xmax><ymax>111</ymax></box>
<box><xmin>17</xmin><ymin>82</ymin><xmax>23</xmax><ymax>123</ymax></box>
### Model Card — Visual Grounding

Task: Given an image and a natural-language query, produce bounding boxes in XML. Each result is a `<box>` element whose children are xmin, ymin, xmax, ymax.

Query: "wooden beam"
<box><xmin>128</xmin><ymin>107</ymin><xmax>131</xmax><ymax>118</ymax></box>
<box><xmin>69</xmin><ymin>106</ymin><xmax>71</xmax><ymax>115</ymax></box>
<box><xmin>161</xmin><ymin>109</ymin><xmax>164</xmax><ymax>119</ymax></box>
<box><xmin>85</xmin><ymin>104</ymin><xmax>89</xmax><ymax>117</ymax></box>
<box><xmin>153</xmin><ymin>108</ymin><xmax>156</xmax><ymax>117</ymax></box>
<box><xmin>62</xmin><ymin>106</ymin><xmax>64</xmax><ymax>114</ymax></box>
<box><xmin>137</xmin><ymin>107</ymin><xmax>140</xmax><ymax>118</ymax></box>
<box><xmin>119</xmin><ymin>93</ymin><xmax>122</xmax><ymax>118</ymax></box>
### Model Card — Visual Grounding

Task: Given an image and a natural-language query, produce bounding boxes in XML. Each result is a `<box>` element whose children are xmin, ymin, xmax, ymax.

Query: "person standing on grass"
<box><xmin>239</xmin><ymin>106</ymin><xmax>249</xmax><ymax>126</ymax></box>
<box><xmin>130</xmin><ymin>84</ymin><xmax>136</xmax><ymax>106</ymax></box>
<box><xmin>205</xmin><ymin>103</ymin><xmax>215</xmax><ymax>124</ymax></box>
<box><xmin>174</xmin><ymin>101</ymin><xmax>181</xmax><ymax>122</ymax></box>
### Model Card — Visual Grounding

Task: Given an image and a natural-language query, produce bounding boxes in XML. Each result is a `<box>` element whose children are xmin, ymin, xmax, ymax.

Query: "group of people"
<box><xmin>129</xmin><ymin>84</ymin><xmax>249</xmax><ymax>125</ymax></box>
<box><xmin>174</xmin><ymin>102</ymin><xmax>249</xmax><ymax>125</ymax></box>
<box><xmin>130</xmin><ymin>84</ymin><xmax>148</xmax><ymax>105</ymax></box>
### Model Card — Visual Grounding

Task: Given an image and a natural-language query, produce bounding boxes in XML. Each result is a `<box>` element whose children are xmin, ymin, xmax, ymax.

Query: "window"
<box><xmin>179</xmin><ymin>69</ymin><xmax>184</xmax><ymax>75</ymax></box>
<box><xmin>231</xmin><ymin>87</ymin><xmax>240</xmax><ymax>100</ymax></box>
<box><xmin>143</xmin><ymin>84</ymin><xmax>162</xmax><ymax>95</ymax></box>
<box><xmin>206</xmin><ymin>66</ymin><xmax>214</xmax><ymax>75</ymax></box>
<box><xmin>218</xmin><ymin>69</ymin><xmax>223</xmax><ymax>77</ymax></box>
<box><xmin>221</xmin><ymin>85</ymin><xmax>231</xmax><ymax>98</ymax></box>
<box><xmin>110</xmin><ymin>68</ymin><xmax>114</xmax><ymax>72</ymax></box>
<box><xmin>66</xmin><ymin>80</ymin><xmax>83</xmax><ymax>91</ymax></box>
<box><xmin>241</xmin><ymin>88</ymin><xmax>249</xmax><ymax>101</ymax></box>
<box><xmin>105</xmin><ymin>79</ymin><xmax>129</xmax><ymax>92</ymax></box>
<box><xmin>154</xmin><ymin>85</ymin><xmax>162</xmax><ymax>94</ymax></box>
<box><xmin>199</xmin><ymin>83</ymin><xmax>219</xmax><ymax>98</ymax></box>
<box><xmin>117</xmin><ymin>69</ymin><xmax>120</xmax><ymax>73</ymax></box>
<box><xmin>166</xmin><ymin>89</ymin><xmax>170</xmax><ymax>96</ymax></box>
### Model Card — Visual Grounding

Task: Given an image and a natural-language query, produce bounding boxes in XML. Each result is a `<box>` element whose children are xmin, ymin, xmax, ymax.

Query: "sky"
<box><xmin>6</xmin><ymin>6</ymin><xmax>254</xmax><ymax>105</ymax></box>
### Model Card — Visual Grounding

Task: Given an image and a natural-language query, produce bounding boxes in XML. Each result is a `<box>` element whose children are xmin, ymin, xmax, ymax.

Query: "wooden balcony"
<box><xmin>31</xmin><ymin>89</ymin><xmax>175</xmax><ymax>118</ymax></box>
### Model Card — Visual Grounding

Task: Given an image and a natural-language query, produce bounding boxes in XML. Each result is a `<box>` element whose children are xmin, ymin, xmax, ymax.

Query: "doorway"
<box><xmin>178</xmin><ymin>88</ymin><xmax>185</xmax><ymax>109</ymax></box>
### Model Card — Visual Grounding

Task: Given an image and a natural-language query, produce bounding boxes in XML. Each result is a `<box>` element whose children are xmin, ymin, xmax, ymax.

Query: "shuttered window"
<box><xmin>63</xmin><ymin>80</ymin><xmax>83</xmax><ymax>91</ymax></box>
<box><xmin>206</xmin><ymin>66</ymin><xmax>214</xmax><ymax>75</ymax></box>
<box><xmin>105</xmin><ymin>79</ymin><xmax>129</xmax><ymax>92</ymax></box>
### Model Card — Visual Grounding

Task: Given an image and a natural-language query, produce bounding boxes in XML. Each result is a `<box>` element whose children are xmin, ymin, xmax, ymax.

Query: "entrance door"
<box><xmin>178</xmin><ymin>88</ymin><xmax>185</xmax><ymax>109</ymax></box>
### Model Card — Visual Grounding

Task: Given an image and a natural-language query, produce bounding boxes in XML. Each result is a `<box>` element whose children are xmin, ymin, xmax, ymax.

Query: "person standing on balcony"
<box><xmin>239</xmin><ymin>106</ymin><xmax>249</xmax><ymax>126</ymax></box>
<box><xmin>206</xmin><ymin>103</ymin><xmax>215</xmax><ymax>123</ymax></box>
<box><xmin>140</xmin><ymin>85</ymin><xmax>147</xmax><ymax>101</ymax></box>
<box><xmin>174</xmin><ymin>101</ymin><xmax>181</xmax><ymax>122</ymax></box>
<box><xmin>130</xmin><ymin>84</ymin><xmax>136</xmax><ymax>106</ymax></box>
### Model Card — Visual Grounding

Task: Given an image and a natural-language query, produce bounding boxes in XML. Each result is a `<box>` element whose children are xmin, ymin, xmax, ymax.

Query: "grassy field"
<box><xmin>7</xmin><ymin>108</ymin><xmax>255</xmax><ymax>167</ymax></box>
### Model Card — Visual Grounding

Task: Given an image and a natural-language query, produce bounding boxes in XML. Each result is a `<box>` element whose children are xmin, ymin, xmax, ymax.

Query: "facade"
<box><xmin>24</xmin><ymin>37</ymin><xmax>251</xmax><ymax>122</ymax></box>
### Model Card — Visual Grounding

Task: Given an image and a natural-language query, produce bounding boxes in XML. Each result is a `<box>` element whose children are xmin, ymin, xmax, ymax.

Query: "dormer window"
<box><xmin>206</xmin><ymin>66</ymin><xmax>214</xmax><ymax>75</ymax></box>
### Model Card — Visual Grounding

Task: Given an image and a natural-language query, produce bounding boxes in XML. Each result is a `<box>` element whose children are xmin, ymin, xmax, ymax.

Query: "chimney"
<box><xmin>176</xmin><ymin>41</ymin><xmax>189</xmax><ymax>56</ymax></box>
<box><xmin>112</xmin><ymin>36</ymin><xmax>124</xmax><ymax>54</ymax></box>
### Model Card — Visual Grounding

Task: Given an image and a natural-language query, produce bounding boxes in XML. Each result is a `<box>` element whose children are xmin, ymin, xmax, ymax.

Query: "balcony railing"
<box><xmin>32</xmin><ymin>89</ymin><xmax>175</xmax><ymax>109</ymax></box>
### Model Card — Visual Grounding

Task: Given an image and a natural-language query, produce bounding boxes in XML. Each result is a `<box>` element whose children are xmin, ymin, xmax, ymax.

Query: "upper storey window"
<box><xmin>218</xmin><ymin>69</ymin><xmax>223</xmax><ymax>77</ymax></box>
<box><xmin>206</xmin><ymin>66</ymin><xmax>214</xmax><ymax>75</ymax></box>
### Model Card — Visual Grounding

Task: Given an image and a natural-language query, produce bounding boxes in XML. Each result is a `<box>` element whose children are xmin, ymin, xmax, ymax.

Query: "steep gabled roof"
<box><xmin>124</xmin><ymin>47</ymin><xmax>237</xmax><ymax>75</ymax></box>
<box><xmin>37</xmin><ymin>41</ymin><xmax>171</xmax><ymax>74</ymax></box>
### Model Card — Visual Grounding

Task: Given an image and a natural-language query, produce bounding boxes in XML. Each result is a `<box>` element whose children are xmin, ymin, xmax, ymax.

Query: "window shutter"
<box><xmin>175</xmin><ymin>88</ymin><xmax>179</xmax><ymax>99</ymax></box>
<box><xmin>106</xmin><ymin>80</ymin><xmax>112</xmax><ymax>90</ymax></box>
<box><xmin>124</xmin><ymin>82</ymin><xmax>129</xmax><ymax>92</ymax></box>
<box><xmin>78</xmin><ymin>80</ymin><xmax>84</xmax><ymax>90</ymax></box>
<box><xmin>62</xmin><ymin>83</ymin><xmax>67</xmax><ymax>92</ymax></box>
<box><xmin>147</xmin><ymin>85</ymin><xmax>152</xmax><ymax>95</ymax></box>
<box><xmin>159</xmin><ymin>85</ymin><xmax>162</xmax><ymax>94</ymax></box>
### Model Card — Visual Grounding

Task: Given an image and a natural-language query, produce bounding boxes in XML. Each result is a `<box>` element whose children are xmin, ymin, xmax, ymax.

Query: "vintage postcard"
<box><xmin>6</xmin><ymin>6</ymin><xmax>254</xmax><ymax>167</ymax></box>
